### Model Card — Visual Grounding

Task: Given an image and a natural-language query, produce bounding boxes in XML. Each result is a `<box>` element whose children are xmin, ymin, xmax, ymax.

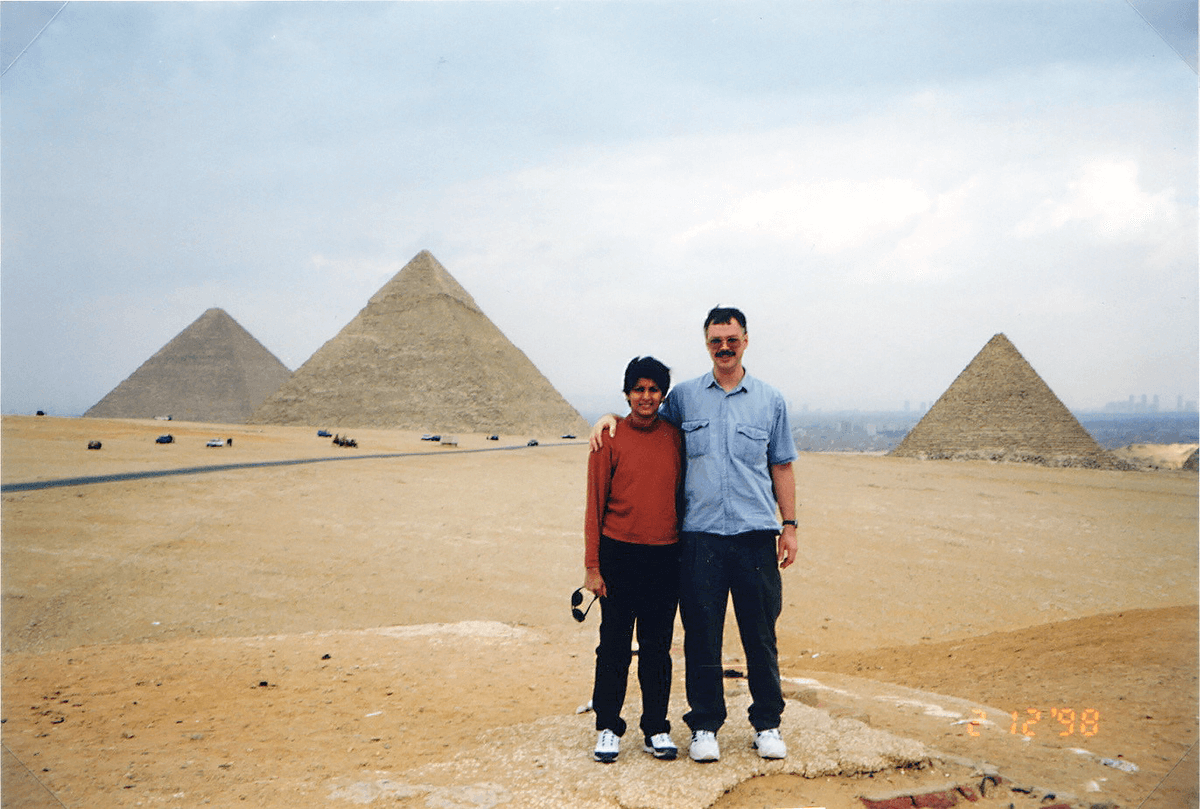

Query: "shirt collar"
<box><xmin>704</xmin><ymin>369</ymin><xmax>750</xmax><ymax>394</ymax></box>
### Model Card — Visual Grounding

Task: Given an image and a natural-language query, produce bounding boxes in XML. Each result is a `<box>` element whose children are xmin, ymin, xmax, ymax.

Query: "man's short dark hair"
<box><xmin>623</xmin><ymin>356</ymin><xmax>671</xmax><ymax>396</ymax></box>
<box><xmin>704</xmin><ymin>306</ymin><xmax>747</xmax><ymax>332</ymax></box>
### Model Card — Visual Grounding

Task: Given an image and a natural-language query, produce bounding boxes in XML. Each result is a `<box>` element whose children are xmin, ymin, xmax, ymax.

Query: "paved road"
<box><xmin>1</xmin><ymin>442</ymin><xmax>581</xmax><ymax>493</ymax></box>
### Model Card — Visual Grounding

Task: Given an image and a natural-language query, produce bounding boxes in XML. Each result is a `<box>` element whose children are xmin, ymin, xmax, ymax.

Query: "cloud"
<box><xmin>681</xmin><ymin>178</ymin><xmax>932</xmax><ymax>255</ymax></box>
<box><xmin>1015</xmin><ymin>159</ymin><xmax>1180</xmax><ymax>241</ymax></box>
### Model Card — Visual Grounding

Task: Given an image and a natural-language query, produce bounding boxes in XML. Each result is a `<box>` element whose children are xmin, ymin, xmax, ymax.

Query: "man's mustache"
<box><xmin>716</xmin><ymin>350</ymin><xmax>736</xmax><ymax>358</ymax></box>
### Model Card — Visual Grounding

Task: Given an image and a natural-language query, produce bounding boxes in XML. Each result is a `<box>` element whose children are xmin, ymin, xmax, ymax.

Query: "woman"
<box><xmin>583</xmin><ymin>355</ymin><xmax>683</xmax><ymax>763</ymax></box>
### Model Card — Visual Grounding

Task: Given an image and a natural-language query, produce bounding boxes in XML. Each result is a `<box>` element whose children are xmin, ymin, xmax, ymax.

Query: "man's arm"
<box><xmin>769</xmin><ymin>461</ymin><xmax>798</xmax><ymax>569</ymax></box>
<box><xmin>588</xmin><ymin>414</ymin><xmax>618</xmax><ymax>452</ymax></box>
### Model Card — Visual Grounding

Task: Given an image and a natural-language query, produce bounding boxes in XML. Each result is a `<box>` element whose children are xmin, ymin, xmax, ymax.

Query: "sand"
<box><xmin>2</xmin><ymin>415</ymin><xmax>1196</xmax><ymax>809</ymax></box>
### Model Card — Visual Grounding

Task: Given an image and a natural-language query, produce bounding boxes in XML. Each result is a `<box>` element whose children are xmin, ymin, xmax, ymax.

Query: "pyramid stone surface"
<box><xmin>84</xmin><ymin>308</ymin><xmax>293</xmax><ymax>424</ymax></box>
<box><xmin>890</xmin><ymin>333</ymin><xmax>1122</xmax><ymax>468</ymax></box>
<box><xmin>250</xmin><ymin>251</ymin><xmax>588</xmax><ymax>435</ymax></box>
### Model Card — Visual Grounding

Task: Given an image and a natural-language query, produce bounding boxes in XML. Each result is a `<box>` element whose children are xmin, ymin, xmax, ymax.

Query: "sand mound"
<box><xmin>1111</xmin><ymin>442</ymin><xmax>1200</xmax><ymax>470</ymax></box>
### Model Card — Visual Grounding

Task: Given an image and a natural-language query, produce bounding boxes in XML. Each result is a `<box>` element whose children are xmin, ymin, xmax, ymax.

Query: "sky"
<box><xmin>2</xmin><ymin>0</ymin><xmax>1196</xmax><ymax>420</ymax></box>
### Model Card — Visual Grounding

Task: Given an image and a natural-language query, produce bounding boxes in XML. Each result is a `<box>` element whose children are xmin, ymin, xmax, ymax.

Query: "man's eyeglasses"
<box><xmin>707</xmin><ymin>337</ymin><xmax>743</xmax><ymax>349</ymax></box>
<box><xmin>571</xmin><ymin>587</ymin><xmax>598</xmax><ymax>622</ymax></box>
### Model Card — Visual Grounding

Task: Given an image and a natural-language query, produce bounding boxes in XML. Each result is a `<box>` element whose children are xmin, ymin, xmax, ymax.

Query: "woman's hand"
<box><xmin>583</xmin><ymin>567</ymin><xmax>606</xmax><ymax>598</ymax></box>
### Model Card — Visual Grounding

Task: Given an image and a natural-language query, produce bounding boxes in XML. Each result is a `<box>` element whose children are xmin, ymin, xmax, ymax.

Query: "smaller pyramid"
<box><xmin>250</xmin><ymin>250</ymin><xmax>588</xmax><ymax>434</ymax></box>
<box><xmin>85</xmin><ymin>308</ymin><xmax>292</xmax><ymax>424</ymax></box>
<box><xmin>891</xmin><ymin>334</ymin><xmax>1123</xmax><ymax>469</ymax></box>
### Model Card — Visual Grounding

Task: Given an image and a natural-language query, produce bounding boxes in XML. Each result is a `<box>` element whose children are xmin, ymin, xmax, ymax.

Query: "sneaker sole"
<box><xmin>593</xmin><ymin>753</ymin><xmax>618</xmax><ymax>763</ymax></box>
<box><xmin>642</xmin><ymin>744</ymin><xmax>677</xmax><ymax>760</ymax></box>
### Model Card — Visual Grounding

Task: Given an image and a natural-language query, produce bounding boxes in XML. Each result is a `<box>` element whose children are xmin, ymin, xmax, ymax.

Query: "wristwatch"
<box><xmin>781</xmin><ymin>520</ymin><xmax>797</xmax><ymax>527</ymax></box>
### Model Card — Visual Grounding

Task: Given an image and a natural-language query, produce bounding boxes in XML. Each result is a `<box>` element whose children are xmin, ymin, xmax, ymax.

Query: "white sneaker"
<box><xmin>643</xmin><ymin>732</ymin><xmax>678</xmax><ymax>760</ymax></box>
<box><xmin>593</xmin><ymin>729</ymin><xmax>619</xmax><ymax>763</ymax></box>
<box><xmin>689</xmin><ymin>730</ymin><xmax>719</xmax><ymax>762</ymax></box>
<box><xmin>753</xmin><ymin>728</ymin><xmax>787</xmax><ymax>759</ymax></box>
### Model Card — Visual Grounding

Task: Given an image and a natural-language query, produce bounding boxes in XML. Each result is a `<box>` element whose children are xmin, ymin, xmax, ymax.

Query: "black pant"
<box><xmin>592</xmin><ymin>535</ymin><xmax>680</xmax><ymax>738</ymax></box>
<box><xmin>679</xmin><ymin>531</ymin><xmax>784</xmax><ymax>733</ymax></box>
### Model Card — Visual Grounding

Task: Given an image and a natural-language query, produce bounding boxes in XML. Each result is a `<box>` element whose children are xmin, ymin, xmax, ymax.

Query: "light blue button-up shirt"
<box><xmin>660</xmin><ymin>370</ymin><xmax>796</xmax><ymax>536</ymax></box>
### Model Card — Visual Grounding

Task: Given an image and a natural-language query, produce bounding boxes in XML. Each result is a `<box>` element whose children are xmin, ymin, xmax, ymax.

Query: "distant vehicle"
<box><xmin>206</xmin><ymin>438</ymin><xmax>226</xmax><ymax>447</ymax></box>
<box><xmin>561</xmin><ymin>434</ymin><xmax>576</xmax><ymax>439</ymax></box>
<box><xmin>526</xmin><ymin>439</ymin><xmax>539</xmax><ymax>447</ymax></box>
<box><xmin>155</xmin><ymin>435</ymin><xmax>174</xmax><ymax>444</ymax></box>
<box><xmin>487</xmin><ymin>435</ymin><xmax>499</xmax><ymax>441</ymax></box>
<box><xmin>154</xmin><ymin>415</ymin><xmax>173</xmax><ymax>421</ymax></box>
<box><xmin>317</xmin><ymin>430</ymin><xmax>332</xmax><ymax>437</ymax></box>
<box><xmin>87</xmin><ymin>440</ymin><xmax>102</xmax><ymax>450</ymax></box>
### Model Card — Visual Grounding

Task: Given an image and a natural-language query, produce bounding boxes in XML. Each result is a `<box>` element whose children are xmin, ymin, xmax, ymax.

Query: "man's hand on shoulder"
<box><xmin>588</xmin><ymin>414</ymin><xmax>618</xmax><ymax>452</ymax></box>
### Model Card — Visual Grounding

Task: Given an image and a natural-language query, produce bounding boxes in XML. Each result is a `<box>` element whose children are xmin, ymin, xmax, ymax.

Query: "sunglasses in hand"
<box><xmin>571</xmin><ymin>587</ymin><xmax>598</xmax><ymax>622</ymax></box>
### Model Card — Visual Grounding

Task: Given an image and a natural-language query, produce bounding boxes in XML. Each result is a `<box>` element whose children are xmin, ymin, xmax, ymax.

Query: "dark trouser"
<box><xmin>679</xmin><ymin>531</ymin><xmax>784</xmax><ymax>734</ymax></box>
<box><xmin>592</xmin><ymin>535</ymin><xmax>680</xmax><ymax>738</ymax></box>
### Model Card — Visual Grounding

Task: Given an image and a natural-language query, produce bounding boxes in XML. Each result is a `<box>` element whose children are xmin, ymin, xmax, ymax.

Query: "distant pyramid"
<box><xmin>250</xmin><ymin>250</ymin><xmax>588</xmax><ymax>434</ymax></box>
<box><xmin>85</xmin><ymin>308</ymin><xmax>293</xmax><ymax>424</ymax></box>
<box><xmin>890</xmin><ymin>333</ymin><xmax>1123</xmax><ymax>469</ymax></box>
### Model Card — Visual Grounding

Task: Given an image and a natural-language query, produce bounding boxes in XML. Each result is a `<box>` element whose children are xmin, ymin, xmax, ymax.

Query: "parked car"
<box><xmin>487</xmin><ymin>435</ymin><xmax>499</xmax><ymax>441</ymax></box>
<box><xmin>526</xmin><ymin>439</ymin><xmax>539</xmax><ymax>447</ymax></box>
<box><xmin>317</xmin><ymin>430</ymin><xmax>332</xmax><ymax>437</ymax></box>
<box><xmin>561</xmin><ymin>434</ymin><xmax>576</xmax><ymax>439</ymax></box>
<box><xmin>206</xmin><ymin>438</ymin><xmax>226</xmax><ymax>447</ymax></box>
<box><xmin>155</xmin><ymin>434</ymin><xmax>174</xmax><ymax>444</ymax></box>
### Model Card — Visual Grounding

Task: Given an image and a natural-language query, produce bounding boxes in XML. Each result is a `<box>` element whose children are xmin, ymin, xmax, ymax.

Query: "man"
<box><xmin>591</xmin><ymin>306</ymin><xmax>797</xmax><ymax>763</ymax></box>
<box><xmin>583</xmin><ymin>356</ymin><xmax>683</xmax><ymax>764</ymax></box>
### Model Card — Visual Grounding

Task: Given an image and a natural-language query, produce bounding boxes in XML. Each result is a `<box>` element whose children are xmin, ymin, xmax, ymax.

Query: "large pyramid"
<box><xmin>84</xmin><ymin>308</ymin><xmax>293</xmax><ymax>424</ymax></box>
<box><xmin>890</xmin><ymin>333</ymin><xmax>1122</xmax><ymax>469</ymax></box>
<box><xmin>249</xmin><ymin>250</ymin><xmax>588</xmax><ymax>435</ymax></box>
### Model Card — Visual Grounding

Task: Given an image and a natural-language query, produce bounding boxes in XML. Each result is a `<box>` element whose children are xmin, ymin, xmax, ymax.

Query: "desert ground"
<box><xmin>2</xmin><ymin>415</ymin><xmax>1196</xmax><ymax>809</ymax></box>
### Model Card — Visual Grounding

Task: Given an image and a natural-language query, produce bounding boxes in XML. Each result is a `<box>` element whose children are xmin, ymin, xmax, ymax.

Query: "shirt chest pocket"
<box><xmin>734</xmin><ymin>423</ymin><xmax>769</xmax><ymax>464</ymax></box>
<box><xmin>680</xmin><ymin>419</ymin><xmax>710</xmax><ymax>458</ymax></box>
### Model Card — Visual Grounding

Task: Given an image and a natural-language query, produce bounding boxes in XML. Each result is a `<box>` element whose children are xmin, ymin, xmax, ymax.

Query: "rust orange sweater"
<box><xmin>584</xmin><ymin>415</ymin><xmax>683</xmax><ymax>569</ymax></box>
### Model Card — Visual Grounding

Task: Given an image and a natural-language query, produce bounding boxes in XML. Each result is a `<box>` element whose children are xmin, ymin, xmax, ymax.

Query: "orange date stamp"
<box><xmin>967</xmin><ymin>708</ymin><xmax>1099</xmax><ymax>738</ymax></box>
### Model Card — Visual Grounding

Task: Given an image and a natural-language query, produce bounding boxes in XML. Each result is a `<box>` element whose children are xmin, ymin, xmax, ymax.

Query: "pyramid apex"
<box><xmin>367</xmin><ymin>250</ymin><xmax>481</xmax><ymax>314</ymax></box>
<box><xmin>199</xmin><ymin>307</ymin><xmax>235</xmax><ymax>322</ymax></box>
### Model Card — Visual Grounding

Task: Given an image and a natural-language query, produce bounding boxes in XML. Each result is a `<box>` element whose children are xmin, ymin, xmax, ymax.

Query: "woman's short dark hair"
<box><xmin>623</xmin><ymin>356</ymin><xmax>671</xmax><ymax>396</ymax></box>
<box><xmin>704</xmin><ymin>306</ymin><xmax>747</xmax><ymax>332</ymax></box>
